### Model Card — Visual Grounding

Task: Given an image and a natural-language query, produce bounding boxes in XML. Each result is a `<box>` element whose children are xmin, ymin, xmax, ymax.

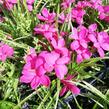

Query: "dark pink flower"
<box><xmin>26</xmin><ymin>0</ymin><xmax>34</xmax><ymax>11</ymax></box>
<box><xmin>60</xmin><ymin>74</ymin><xmax>80</xmax><ymax>96</ymax></box>
<box><xmin>37</xmin><ymin>8</ymin><xmax>56</xmax><ymax>23</ymax></box>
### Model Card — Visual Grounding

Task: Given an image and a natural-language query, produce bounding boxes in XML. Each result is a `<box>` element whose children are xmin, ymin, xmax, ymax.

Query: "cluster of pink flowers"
<box><xmin>2</xmin><ymin>0</ymin><xmax>34</xmax><ymax>11</ymax></box>
<box><xmin>0</xmin><ymin>43</ymin><xmax>14</xmax><ymax>62</ymax></box>
<box><xmin>20</xmin><ymin>0</ymin><xmax>109</xmax><ymax>96</ymax></box>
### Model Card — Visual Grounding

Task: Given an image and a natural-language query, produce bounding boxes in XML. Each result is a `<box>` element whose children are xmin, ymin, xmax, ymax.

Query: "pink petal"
<box><xmin>68</xmin><ymin>83</ymin><xmax>80</xmax><ymax>94</ymax></box>
<box><xmin>44</xmin><ymin>32</ymin><xmax>52</xmax><ymax>39</ymax></box>
<box><xmin>88</xmin><ymin>33</ymin><xmax>97</xmax><ymax>42</ymax></box>
<box><xmin>51</xmin><ymin>38</ymin><xmax>57</xmax><ymax>48</ymax></box>
<box><xmin>70</xmin><ymin>28</ymin><xmax>78</xmax><ymax>39</ymax></box>
<box><xmin>58</xmin><ymin>38</ymin><xmax>65</xmax><ymax>48</ymax></box>
<box><xmin>35</xmin><ymin>57</ymin><xmax>44</xmax><ymax>69</ymax></box>
<box><xmin>76</xmin><ymin>54</ymin><xmax>83</xmax><ymax>63</ymax></box>
<box><xmin>79</xmin><ymin>27</ymin><xmax>88</xmax><ymax>39</ymax></box>
<box><xmin>30</xmin><ymin>76</ymin><xmax>40</xmax><ymax>89</ymax></box>
<box><xmin>40</xmin><ymin>75</ymin><xmax>51</xmax><ymax>87</ymax></box>
<box><xmin>80</xmin><ymin>40</ymin><xmax>87</xmax><ymax>48</ymax></box>
<box><xmin>37</xmin><ymin>66</ymin><xmax>46</xmax><ymax>76</ymax></box>
<box><xmin>60</xmin><ymin>86</ymin><xmax>68</xmax><ymax>96</ymax></box>
<box><xmin>56</xmin><ymin>57</ymin><xmax>70</xmax><ymax>64</ymax></box>
<box><xmin>97</xmin><ymin>47</ymin><xmax>105</xmax><ymax>58</ymax></box>
<box><xmin>20</xmin><ymin>72</ymin><xmax>35</xmax><ymax>83</ymax></box>
<box><xmin>37</xmin><ymin>14</ymin><xmax>47</xmax><ymax>21</ymax></box>
<box><xmin>101</xmin><ymin>43</ymin><xmax>109</xmax><ymax>51</ymax></box>
<box><xmin>88</xmin><ymin>23</ymin><xmax>97</xmax><ymax>32</ymax></box>
<box><xmin>42</xmin><ymin>8</ymin><xmax>49</xmax><ymax>18</ymax></box>
<box><xmin>44</xmin><ymin>52</ymin><xmax>59</xmax><ymax>65</ymax></box>
<box><xmin>55</xmin><ymin>64</ymin><xmax>68</xmax><ymax>79</ymax></box>
<box><xmin>70</xmin><ymin>41</ymin><xmax>80</xmax><ymax>50</ymax></box>
<box><xmin>44</xmin><ymin>63</ymin><xmax>54</xmax><ymax>72</ymax></box>
<box><xmin>27</xmin><ymin>5</ymin><xmax>33</xmax><ymax>11</ymax></box>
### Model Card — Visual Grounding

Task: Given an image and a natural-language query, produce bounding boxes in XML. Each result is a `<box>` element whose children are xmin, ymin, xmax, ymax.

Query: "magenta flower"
<box><xmin>60</xmin><ymin>74</ymin><xmax>80</xmax><ymax>96</ymax></box>
<box><xmin>20</xmin><ymin>48</ymin><xmax>50</xmax><ymax>89</ymax></box>
<box><xmin>34</xmin><ymin>24</ymin><xmax>57</xmax><ymax>40</ymax></box>
<box><xmin>37</xmin><ymin>8</ymin><xmax>56</xmax><ymax>23</ymax></box>
<box><xmin>0</xmin><ymin>43</ymin><xmax>14</xmax><ymax>62</ymax></box>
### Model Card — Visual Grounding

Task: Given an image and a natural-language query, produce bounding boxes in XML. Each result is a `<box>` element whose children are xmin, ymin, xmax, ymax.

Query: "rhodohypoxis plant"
<box><xmin>0</xmin><ymin>0</ymin><xmax>109</xmax><ymax>109</ymax></box>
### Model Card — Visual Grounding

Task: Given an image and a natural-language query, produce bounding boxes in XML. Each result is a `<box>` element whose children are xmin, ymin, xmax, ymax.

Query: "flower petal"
<box><xmin>30</xmin><ymin>76</ymin><xmax>40</xmax><ymax>89</ymax></box>
<box><xmin>40</xmin><ymin>75</ymin><xmax>51</xmax><ymax>87</ymax></box>
<box><xmin>55</xmin><ymin>64</ymin><xmax>68</xmax><ymax>79</ymax></box>
<box><xmin>60</xmin><ymin>86</ymin><xmax>68</xmax><ymax>96</ymax></box>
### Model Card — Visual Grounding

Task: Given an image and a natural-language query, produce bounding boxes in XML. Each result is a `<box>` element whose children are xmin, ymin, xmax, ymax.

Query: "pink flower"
<box><xmin>41</xmin><ymin>51</ymin><xmax>70</xmax><ymax>79</ymax></box>
<box><xmin>76</xmin><ymin>1</ymin><xmax>92</xmax><ymax>8</ymax></box>
<box><xmin>98</xmin><ymin>5</ymin><xmax>109</xmax><ymax>22</ymax></box>
<box><xmin>61</xmin><ymin>0</ymin><xmax>75</xmax><ymax>9</ymax></box>
<box><xmin>0</xmin><ymin>43</ymin><xmax>14</xmax><ymax>62</ymax></box>
<box><xmin>51</xmin><ymin>37</ymin><xmax>70</xmax><ymax>57</ymax></box>
<box><xmin>58</xmin><ymin>13</ymin><xmax>70</xmax><ymax>24</ymax></box>
<box><xmin>26</xmin><ymin>0</ymin><xmax>35</xmax><ymax>11</ymax></box>
<box><xmin>90</xmin><ymin>0</ymin><xmax>102</xmax><ymax>9</ymax></box>
<box><xmin>37</xmin><ymin>8</ymin><xmax>56</xmax><ymax>23</ymax></box>
<box><xmin>70</xmin><ymin>26</ymin><xmax>88</xmax><ymax>51</ymax></box>
<box><xmin>34</xmin><ymin>24</ymin><xmax>57</xmax><ymax>40</ymax></box>
<box><xmin>4</xmin><ymin>0</ymin><xmax>17</xmax><ymax>10</ymax></box>
<box><xmin>88</xmin><ymin>31</ymin><xmax>109</xmax><ymax>57</ymax></box>
<box><xmin>71</xmin><ymin>7</ymin><xmax>85</xmax><ymax>24</ymax></box>
<box><xmin>70</xmin><ymin>26</ymin><xmax>92</xmax><ymax>63</ymax></box>
<box><xmin>20</xmin><ymin>48</ymin><xmax>50</xmax><ymax>89</ymax></box>
<box><xmin>60</xmin><ymin>74</ymin><xmax>80</xmax><ymax>96</ymax></box>
<box><xmin>76</xmin><ymin>47</ymin><xmax>92</xmax><ymax>63</ymax></box>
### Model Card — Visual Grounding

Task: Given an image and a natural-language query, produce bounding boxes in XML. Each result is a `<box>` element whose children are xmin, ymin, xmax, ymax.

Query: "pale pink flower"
<box><xmin>60</xmin><ymin>74</ymin><xmax>80</xmax><ymax>96</ymax></box>
<box><xmin>0</xmin><ymin>43</ymin><xmax>14</xmax><ymax>62</ymax></box>
<box><xmin>37</xmin><ymin>8</ymin><xmax>56</xmax><ymax>23</ymax></box>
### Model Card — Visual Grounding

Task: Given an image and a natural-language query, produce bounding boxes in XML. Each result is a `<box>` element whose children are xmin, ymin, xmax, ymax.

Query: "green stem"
<box><xmin>54</xmin><ymin>79</ymin><xmax>60</xmax><ymax>109</ymax></box>
<box><xmin>13</xmin><ymin>90</ymin><xmax>37</xmax><ymax>109</ymax></box>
